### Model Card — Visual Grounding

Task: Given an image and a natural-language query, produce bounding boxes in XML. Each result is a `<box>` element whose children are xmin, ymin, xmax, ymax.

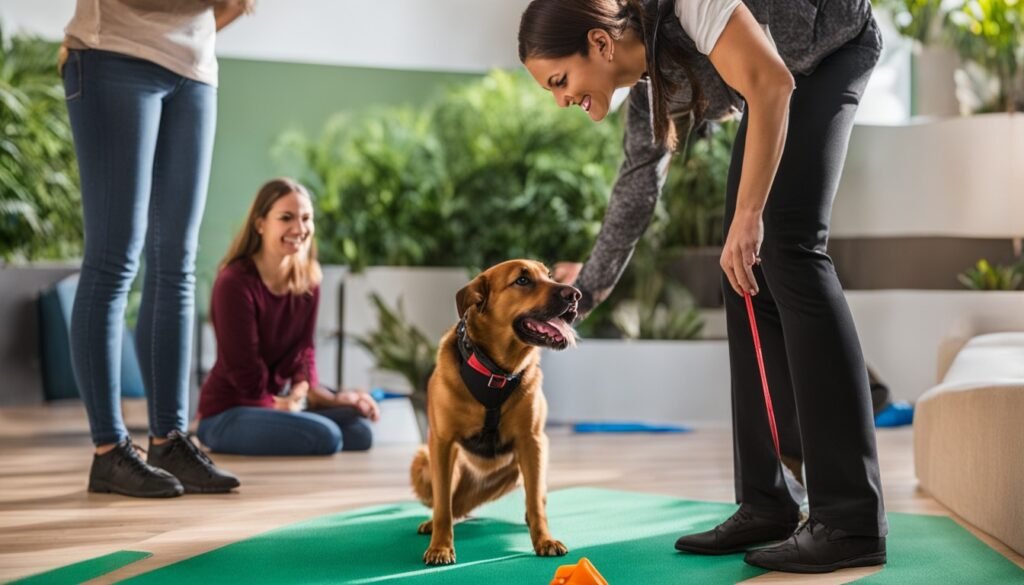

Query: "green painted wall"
<box><xmin>198</xmin><ymin>58</ymin><xmax>479</xmax><ymax>294</ymax></box>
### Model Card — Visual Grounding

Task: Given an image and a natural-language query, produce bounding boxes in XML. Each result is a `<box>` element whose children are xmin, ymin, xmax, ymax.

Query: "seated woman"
<box><xmin>197</xmin><ymin>178</ymin><xmax>379</xmax><ymax>456</ymax></box>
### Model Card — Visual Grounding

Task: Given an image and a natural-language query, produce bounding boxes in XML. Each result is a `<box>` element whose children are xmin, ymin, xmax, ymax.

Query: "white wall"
<box><xmin>848</xmin><ymin>291</ymin><xmax>1024</xmax><ymax>402</ymax></box>
<box><xmin>2</xmin><ymin>0</ymin><xmax>909</xmax><ymax>120</ymax></box>
<box><xmin>832</xmin><ymin>114</ymin><xmax>1024</xmax><ymax>238</ymax></box>
<box><xmin>0</xmin><ymin>0</ymin><xmax>532</xmax><ymax>72</ymax></box>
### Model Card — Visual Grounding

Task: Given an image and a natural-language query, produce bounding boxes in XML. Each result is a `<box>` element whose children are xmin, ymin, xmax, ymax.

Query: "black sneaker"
<box><xmin>148</xmin><ymin>430</ymin><xmax>240</xmax><ymax>494</ymax></box>
<box><xmin>88</xmin><ymin>439</ymin><xmax>184</xmax><ymax>498</ymax></box>
<box><xmin>675</xmin><ymin>504</ymin><xmax>799</xmax><ymax>555</ymax></box>
<box><xmin>744</xmin><ymin>517</ymin><xmax>886</xmax><ymax>573</ymax></box>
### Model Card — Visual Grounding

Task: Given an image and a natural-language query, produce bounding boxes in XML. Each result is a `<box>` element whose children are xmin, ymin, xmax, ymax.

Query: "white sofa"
<box><xmin>914</xmin><ymin>332</ymin><xmax>1024</xmax><ymax>556</ymax></box>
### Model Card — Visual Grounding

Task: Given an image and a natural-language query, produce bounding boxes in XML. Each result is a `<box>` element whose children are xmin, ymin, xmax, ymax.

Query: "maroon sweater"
<box><xmin>197</xmin><ymin>259</ymin><xmax>320</xmax><ymax>419</ymax></box>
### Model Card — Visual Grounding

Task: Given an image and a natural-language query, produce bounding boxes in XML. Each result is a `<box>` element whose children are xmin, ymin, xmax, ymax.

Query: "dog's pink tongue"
<box><xmin>535</xmin><ymin>321</ymin><xmax>562</xmax><ymax>337</ymax></box>
<box><xmin>544</xmin><ymin>319</ymin><xmax>572</xmax><ymax>338</ymax></box>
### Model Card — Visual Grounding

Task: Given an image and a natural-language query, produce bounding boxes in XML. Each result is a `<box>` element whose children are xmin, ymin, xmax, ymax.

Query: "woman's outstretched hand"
<box><xmin>721</xmin><ymin>210</ymin><xmax>763</xmax><ymax>297</ymax></box>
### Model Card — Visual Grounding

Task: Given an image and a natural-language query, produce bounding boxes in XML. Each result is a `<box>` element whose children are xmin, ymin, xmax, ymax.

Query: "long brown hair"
<box><xmin>518</xmin><ymin>0</ymin><xmax>704</xmax><ymax>149</ymax></box>
<box><xmin>220</xmin><ymin>177</ymin><xmax>322</xmax><ymax>295</ymax></box>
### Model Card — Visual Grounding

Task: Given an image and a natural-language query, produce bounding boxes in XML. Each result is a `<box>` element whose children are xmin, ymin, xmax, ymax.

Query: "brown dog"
<box><xmin>410</xmin><ymin>259</ymin><xmax>580</xmax><ymax>566</ymax></box>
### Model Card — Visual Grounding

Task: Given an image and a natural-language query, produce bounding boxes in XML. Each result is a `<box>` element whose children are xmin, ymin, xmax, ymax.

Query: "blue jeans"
<box><xmin>63</xmin><ymin>49</ymin><xmax>216</xmax><ymax>445</ymax></box>
<box><xmin>197</xmin><ymin>407</ymin><xmax>374</xmax><ymax>455</ymax></box>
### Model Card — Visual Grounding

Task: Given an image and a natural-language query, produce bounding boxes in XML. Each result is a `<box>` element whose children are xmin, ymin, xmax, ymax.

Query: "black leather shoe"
<box><xmin>744</xmin><ymin>517</ymin><xmax>886</xmax><ymax>573</ymax></box>
<box><xmin>148</xmin><ymin>430</ymin><xmax>240</xmax><ymax>494</ymax></box>
<box><xmin>88</xmin><ymin>440</ymin><xmax>184</xmax><ymax>498</ymax></box>
<box><xmin>675</xmin><ymin>505</ymin><xmax>799</xmax><ymax>555</ymax></box>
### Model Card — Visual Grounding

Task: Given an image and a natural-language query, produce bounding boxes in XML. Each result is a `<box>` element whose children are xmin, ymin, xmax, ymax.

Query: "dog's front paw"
<box><xmin>534</xmin><ymin>538</ymin><xmax>568</xmax><ymax>557</ymax></box>
<box><xmin>423</xmin><ymin>545</ymin><xmax>456</xmax><ymax>565</ymax></box>
<box><xmin>417</xmin><ymin>519</ymin><xmax>433</xmax><ymax>535</ymax></box>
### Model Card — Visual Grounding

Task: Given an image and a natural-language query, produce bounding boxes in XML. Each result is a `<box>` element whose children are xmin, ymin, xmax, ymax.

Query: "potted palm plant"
<box><xmin>659</xmin><ymin>120</ymin><xmax>738</xmax><ymax>308</ymax></box>
<box><xmin>352</xmin><ymin>293</ymin><xmax>437</xmax><ymax>440</ymax></box>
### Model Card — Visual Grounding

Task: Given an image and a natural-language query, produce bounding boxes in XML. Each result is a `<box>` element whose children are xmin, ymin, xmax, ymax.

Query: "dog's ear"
<box><xmin>456</xmin><ymin>274</ymin><xmax>489</xmax><ymax>317</ymax></box>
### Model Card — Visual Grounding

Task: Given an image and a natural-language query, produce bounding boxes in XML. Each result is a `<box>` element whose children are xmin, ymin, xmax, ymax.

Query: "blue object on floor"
<box><xmin>875</xmin><ymin>401</ymin><xmax>914</xmax><ymax>427</ymax></box>
<box><xmin>572</xmin><ymin>422</ymin><xmax>692</xmax><ymax>434</ymax></box>
<box><xmin>370</xmin><ymin>388</ymin><xmax>412</xmax><ymax>402</ymax></box>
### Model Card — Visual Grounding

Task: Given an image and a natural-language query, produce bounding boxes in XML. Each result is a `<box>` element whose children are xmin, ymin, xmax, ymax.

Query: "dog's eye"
<box><xmin>515</xmin><ymin>276</ymin><xmax>531</xmax><ymax>286</ymax></box>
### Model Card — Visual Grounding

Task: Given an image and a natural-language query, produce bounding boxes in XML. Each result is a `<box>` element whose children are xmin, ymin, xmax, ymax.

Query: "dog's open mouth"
<box><xmin>514</xmin><ymin>304</ymin><xmax>578</xmax><ymax>350</ymax></box>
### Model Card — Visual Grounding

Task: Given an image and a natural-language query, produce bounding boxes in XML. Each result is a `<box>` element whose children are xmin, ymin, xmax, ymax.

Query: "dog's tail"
<box><xmin>410</xmin><ymin>445</ymin><xmax>433</xmax><ymax>507</ymax></box>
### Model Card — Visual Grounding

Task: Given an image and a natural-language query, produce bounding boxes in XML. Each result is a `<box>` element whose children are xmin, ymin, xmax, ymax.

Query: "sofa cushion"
<box><xmin>915</xmin><ymin>332</ymin><xmax>1024</xmax><ymax>556</ymax></box>
<box><xmin>940</xmin><ymin>332</ymin><xmax>1024</xmax><ymax>386</ymax></box>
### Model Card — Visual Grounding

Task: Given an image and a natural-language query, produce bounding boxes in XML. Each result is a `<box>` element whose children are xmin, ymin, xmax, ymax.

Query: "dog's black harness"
<box><xmin>455</xmin><ymin>318</ymin><xmax>522</xmax><ymax>439</ymax></box>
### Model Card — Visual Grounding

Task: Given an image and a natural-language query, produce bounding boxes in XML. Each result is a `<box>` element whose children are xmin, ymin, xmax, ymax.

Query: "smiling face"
<box><xmin>523</xmin><ymin>29</ymin><xmax>621</xmax><ymax>122</ymax></box>
<box><xmin>457</xmin><ymin>260</ymin><xmax>581</xmax><ymax>351</ymax></box>
<box><xmin>255</xmin><ymin>190</ymin><xmax>314</xmax><ymax>260</ymax></box>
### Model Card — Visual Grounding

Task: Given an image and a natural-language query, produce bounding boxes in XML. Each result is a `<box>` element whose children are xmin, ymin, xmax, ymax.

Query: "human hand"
<box><xmin>290</xmin><ymin>380</ymin><xmax>310</xmax><ymax>400</ymax></box>
<box><xmin>552</xmin><ymin>262</ymin><xmax>583</xmax><ymax>285</ymax></box>
<box><xmin>720</xmin><ymin>210</ymin><xmax>763</xmax><ymax>296</ymax></box>
<box><xmin>336</xmin><ymin>390</ymin><xmax>381</xmax><ymax>422</ymax></box>
<box><xmin>272</xmin><ymin>395</ymin><xmax>303</xmax><ymax>412</ymax></box>
<box><xmin>57</xmin><ymin>44</ymin><xmax>68</xmax><ymax>74</ymax></box>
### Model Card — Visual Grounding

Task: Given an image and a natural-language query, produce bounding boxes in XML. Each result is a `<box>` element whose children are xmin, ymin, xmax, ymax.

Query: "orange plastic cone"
<box><xmin>549</xmin><ymin>557</ymin><xmax>609</xmax><ymax>585</ymax></box>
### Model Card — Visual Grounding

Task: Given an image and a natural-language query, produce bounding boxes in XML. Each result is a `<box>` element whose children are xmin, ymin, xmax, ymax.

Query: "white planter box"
<box><xmin>834</xmin><ymin>113</ymin><xmax>1024</xmax><ymax>239</ymax></box>
<box><xmin>316</xmin><ymin>266</ymin><xmax>471</xmax><ymax>392</ymax></box>
<box><xmin>369</xmin><ymin>397</ymin><xmax>422</xmax><ymax>445</ymax></box>
<box><xmin>913</xmin><ymin>44</ymin><xmax>960</xmax><ymax>118</ymax></box>
<box><xmin>541</xmin><ymin>339</ymin><xmax>732</xmax><ymax>424</ymax></box>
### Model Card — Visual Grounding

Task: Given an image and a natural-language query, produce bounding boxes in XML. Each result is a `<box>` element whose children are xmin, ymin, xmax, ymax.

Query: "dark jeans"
<box><xmin>63</xmin><ymin>49</ymin><xmax>216</xmax><ymax>445</ymax></box>
<box><xmin>197</xmin><ymin>407</ymin><xmax>374</xmax><ymax>456</ymax></box>
<box><xmin>724</xmin><ymin>21</ymin><xmax>887</xmax><ymax>537</ymax></box>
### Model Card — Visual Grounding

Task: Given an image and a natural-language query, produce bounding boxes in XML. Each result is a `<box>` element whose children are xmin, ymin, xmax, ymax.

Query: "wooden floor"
<box><xmin>1</xmin><ymin>402</ymin><xmax>1021</xmax><ymax>585</ymax></box>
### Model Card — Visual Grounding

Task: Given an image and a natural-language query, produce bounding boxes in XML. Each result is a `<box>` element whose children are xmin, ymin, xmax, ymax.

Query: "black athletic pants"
<box><xmin>723</xmin><ymin>19</ymin><xmax>887</xmax><ymax>538</ymax></box>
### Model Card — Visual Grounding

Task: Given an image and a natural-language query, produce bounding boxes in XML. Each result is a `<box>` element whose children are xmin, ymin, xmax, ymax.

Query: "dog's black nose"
<box><xmin>560</xmin><ymin>286</ymin><xmax>582</xmax><ymax>303</ymax></box>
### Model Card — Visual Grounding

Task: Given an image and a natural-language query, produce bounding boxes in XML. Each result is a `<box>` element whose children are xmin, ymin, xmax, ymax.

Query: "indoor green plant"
<box><xmin>274</xmin><ymin>70</ymin><xmax>623</xmax><ymax>272</ymax></box>
<box><xmin>957</xmin><ymin>258</ymin><xmax>1024</xmax><ymax>290</ymax></box>
<box><xmin>656</xmin><ymin>119</ymin><xmax>737</xmax><ymax>308</ymax></box>
<box><xmin>872</xmin><ymin>0</ymin><xmax>963</xmax><ymax>115</ymax></box>
<box><xmin>874</xmin><ymin>0</ymin><xmax>1024</xmax><ymax>113</ymax></box>
<box><xmin>946</xmin><ymin>0</ymin><xmax>1024</xmax><ymax>112</ymax></box>
<box><xmin>0</xmin><ymin>24</ymin><xmax>82</xmax><ymax>262</ymax></box>
<box><xmin>874</xmin><ymin>0</ymin><xmax>948</xmax><ymax>44</ymax></box>
<box><xmin>352</xmin><ymin>293</ymin><xmax>437</xmax><ymax>439</ymax></box>
<box><xmin>608</xmin><ymin>239</ymin><xmax>704</xmax><ymax>340</ymax></box>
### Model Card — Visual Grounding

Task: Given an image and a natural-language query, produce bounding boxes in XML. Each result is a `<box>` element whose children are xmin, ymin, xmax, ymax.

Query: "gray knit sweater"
<box><xmin>573</xmin><ymin>0</ymin><xmax>881</xmax><ymax>315</ymax></box>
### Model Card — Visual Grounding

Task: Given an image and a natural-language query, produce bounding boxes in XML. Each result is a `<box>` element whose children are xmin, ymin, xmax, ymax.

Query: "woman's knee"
<box><xmin>308</xmin><ymin>420</ymin><xmax>343</xmax><ymax>455</ymax></box>
<box><xmin>757</xmin><ymin>233</ymin><xmax>833</xmax><ymax>271</ymax></box>
<box><xmin>341</xmin><ymin>419</ymin><xmax>374</xmax><ymax>452</ymax></box>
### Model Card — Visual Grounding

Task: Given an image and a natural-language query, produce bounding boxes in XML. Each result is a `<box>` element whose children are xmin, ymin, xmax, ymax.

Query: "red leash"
<box><xmin>744</xmin><ymin>292</ymin><xmax>781</xmax><ymax>459</ymax></box>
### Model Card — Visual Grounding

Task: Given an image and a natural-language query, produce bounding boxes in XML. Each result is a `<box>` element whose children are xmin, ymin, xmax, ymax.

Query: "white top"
<box><xmin>65</xmin><ymin>0</ymin><xmax>218</xmax><ymax>87</ymax></box>
<box><xmin>673</xmin><ymin>0</ymin><xmax>743</xmax><ymax>55</ymax></box>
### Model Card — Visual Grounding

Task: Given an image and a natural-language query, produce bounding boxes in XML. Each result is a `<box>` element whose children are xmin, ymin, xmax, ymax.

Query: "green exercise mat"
<box><xmin>109</xmin><ymin>488</ymin><xmax>1024</xmax><ymax>584</ymax></box>
<box><xmin>852</xmin><ymin>512</ymin><xmax>1024</xmax><ymax>584</ymax></box>
<box><xmin>9</xmin><ymin>550</ymin><xmax>151</xmax><ymax>585</ymax></box>
<box><xmin>120</xmin><ymin>488</ymin><xmax>761</xmax><ymax>584</ymax></box>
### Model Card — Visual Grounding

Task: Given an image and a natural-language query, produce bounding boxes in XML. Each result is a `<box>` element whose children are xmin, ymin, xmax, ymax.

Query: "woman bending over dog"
<box><xmin>520</xmin><ymin>0</ymin><xmax>886</xmax><ymax>574</ymax></box>
<box><xmin>196</xmin><ymin>178</ymin><xmax>380</xmax><ymax>456</ymax></box>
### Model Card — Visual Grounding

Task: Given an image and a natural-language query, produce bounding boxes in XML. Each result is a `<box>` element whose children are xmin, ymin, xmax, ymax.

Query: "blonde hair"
<box><xmin>220</xmin><ymin>177</ymin><xmax>322</xmax><ymax>295</ymax></box>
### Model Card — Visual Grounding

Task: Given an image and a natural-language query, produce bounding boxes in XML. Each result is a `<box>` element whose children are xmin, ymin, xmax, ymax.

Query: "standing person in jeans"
<box><xmin>519</xmin><ymin>0</ymin><xmax>887</xmax><ymax>573</ymax></box>
<box><xmin>196</xmin><ymin>178</ymin><xmax>380</xmax><ymax>456</ymax></box>
<box><xmin>61</xmin><ymin>0</ymin><xmax>250</xmax><ymax>497</ymax></box>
